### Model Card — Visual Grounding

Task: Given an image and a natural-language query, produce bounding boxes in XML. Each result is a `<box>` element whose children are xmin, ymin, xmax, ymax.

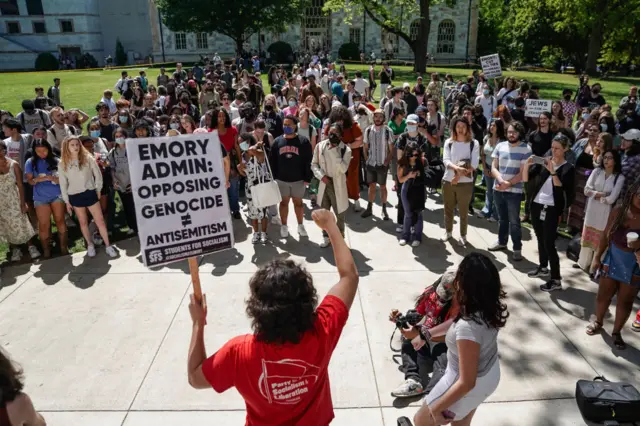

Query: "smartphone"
<box><xmin>531</xmin><ymin>155</ymin><xmax>546</xmax><ymax>165</ymax></box>
<box><xmin>442</xmin><ymin>410</ymin><xmax>455</xmax><ymax>420</ymax></box>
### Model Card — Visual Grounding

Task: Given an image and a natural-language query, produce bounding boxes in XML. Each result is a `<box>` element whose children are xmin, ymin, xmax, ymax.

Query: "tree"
<box><xmin>115</xmin><ymin>38</ymin><xmax>127</xmax><ymax>66</ymax></box>
<box><xmin>324</xmin><ymin>0</ymin><xmax>454</xmax><ymax>73</ymax></box>
<box><xmin>156</xmin><ymin>0</ymin><xmax>306</xmax><ymax>56</ymax></box>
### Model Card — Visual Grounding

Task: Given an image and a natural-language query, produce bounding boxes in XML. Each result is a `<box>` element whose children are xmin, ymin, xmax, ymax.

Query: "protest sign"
<box><xmin>480</xmin><ymin>54</ymin><xmax>502</xmax><ymax>78</ymax></box>
<box><xmin>525</xmin><ymin>99</ymin><xmax>552</xmax><ymax>118</ymax></box>
<box><xmin>127</xmin><ymin>133</ymin><xmax>233</xmax><ymax>269</ymax></box>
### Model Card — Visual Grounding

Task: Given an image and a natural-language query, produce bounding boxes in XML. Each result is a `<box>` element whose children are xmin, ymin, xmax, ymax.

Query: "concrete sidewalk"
<box><xmin>0</xmin><ymin>188</ymin><xmax>639</xmax><ymax>426</ymax></box>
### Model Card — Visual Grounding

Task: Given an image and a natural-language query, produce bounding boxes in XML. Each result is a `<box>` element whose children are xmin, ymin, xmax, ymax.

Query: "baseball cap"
<box><xmin>403</xmin><ymin>82</ymin><xmax>411</xmax><ymax>89</ymax></box>
<box><xmin>406</xmin><ymin>114</ymin><xmax>419</xmax><ymax>124</ymax></box>
<box><xmin>415</xmin><ymin>105</ymin><xmax>428</xmax><ymax>114</ymax></box>
<box><xmin>621</xmin><ymin>129</ymin><xmax>640</xmax><ymax>141</ymax></box>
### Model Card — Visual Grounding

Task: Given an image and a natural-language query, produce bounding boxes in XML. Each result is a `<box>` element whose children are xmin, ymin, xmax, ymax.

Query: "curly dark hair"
<box><xmin>328</xmin><ymin>105</ymin><xmax>354</xmax><ymax>129</ymax></box>
<box><xmin>246</xmin><ymin>260</ymin><xmax>319</xmax><ymax>344</ymax></box>
<box><xmin>0</xmin><ymin>347</ymin><xmax>24</xmax><ymax>403</ymax></box>
<box><xmin>454</xmin><ymin>253</ymin><xmax>509</xmax><ymax>329</ymax></box>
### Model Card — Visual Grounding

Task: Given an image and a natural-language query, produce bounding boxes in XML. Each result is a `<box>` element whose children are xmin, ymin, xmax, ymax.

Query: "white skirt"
<box><xmin>423</xmin><ymin>360</ymin><xmax>500</xmax><ymax>421</ymax></box>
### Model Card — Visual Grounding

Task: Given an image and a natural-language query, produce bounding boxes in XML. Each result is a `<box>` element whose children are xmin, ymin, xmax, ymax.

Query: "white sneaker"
<box><xmin>10</xmin><ymin>248</ymin><xmax>22</xmax><ymax>262</ymax></box>
<box><xmin>105</xmin><ymin>246</ymin><xmax>118</xmax><ymax>258</ymax></box>
<box><xmin>126</xmin><ymin>229</ymin><xmax>135</xmax><ymax>236</ymax></box>
<box><xmin>399</xmin><ymin>239</ymin><xmax>407</xmax><ymax>246</ymax></box>
<box><xmin>271</xmin><ymin>216</ymin><xmax>281</xmax><ymax>225</ymax></box>
<box><xmin>319</xmin><ymin>237</ymin><xmax>331</xmax><ymax>248</ymax></box>
<box><xmin>411</xmin><ymin>240</ymin><xmax>421</xmax><ymax>247</ymax></box>
<box><xmin>280</xmin><ymin>225</ymin><xmax>289</xmax><ymax>238</ymax></box>
<box><xmin>260</xmin><ymin>232</ymin><xmax>268</xmax><ymax>244</ymax></box>
<box><xmin>251</xmin><ymin>232</ymin><xmax>260</xmax><ymax>244</ymax></box>
<box><xmin>87</xmin><ymin>245</ymin><xmax>97</xmax><ymax>258</ymax></box>
<box><xmin>297</xmin><ymin>224</ymin><xmax>308</xmax><ymax>237</ymax></box>
<box><xmin>459</xmin><ymin>236</ymin><xmax>468</xmax><ymax>246</ymax></box>
<box><xmin>353</xmin><ymin>200</ymin><xmax>362</xmax><ymax>212</ymax></box>
<box><xmin>28</xmin><ymin>245</ymin><xmax>41</xmax><ymax>259</ymax></box>
<box><xmin>441</xmin><ymin>232</ymin><xmax>452</xmax><ymax>242</ymax></box>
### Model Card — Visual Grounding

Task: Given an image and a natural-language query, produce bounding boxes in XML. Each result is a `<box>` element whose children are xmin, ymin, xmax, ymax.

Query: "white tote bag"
<box><xmin>249</xmin><ymin>156</ymin><xmax>282</xmax><ymax>209</ymax></box>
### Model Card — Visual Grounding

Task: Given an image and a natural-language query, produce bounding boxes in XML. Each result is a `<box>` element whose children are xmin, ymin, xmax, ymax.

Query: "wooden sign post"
<box><xmin>188</xmin><ymin>257</ymin><xmax>203</xmax><ymax>303</ymax></box>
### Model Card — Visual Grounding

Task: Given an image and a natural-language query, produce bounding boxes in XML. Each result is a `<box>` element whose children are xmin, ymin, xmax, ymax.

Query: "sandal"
<box><xmin>586</xmin><ymin>320</ymin><xmax>603</xmax><ymax>336</ymax></box>
<box><xmin>612</xmin><ymin>332</ymin><xmax>626</xmax><ymax>350</ymax></box>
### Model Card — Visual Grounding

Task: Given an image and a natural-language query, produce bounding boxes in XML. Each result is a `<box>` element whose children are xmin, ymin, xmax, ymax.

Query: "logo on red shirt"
<box><xmin>258</xmin><ymin>359</ymin><xmax>320</xmax><ymax>405</ymax></box>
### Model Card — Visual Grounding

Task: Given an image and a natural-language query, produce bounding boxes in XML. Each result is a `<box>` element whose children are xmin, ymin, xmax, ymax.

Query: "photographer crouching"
<box><xmin>389</xmin><ymin>270</ymin><xmax>458</xmax><ymax>398</ymax></box>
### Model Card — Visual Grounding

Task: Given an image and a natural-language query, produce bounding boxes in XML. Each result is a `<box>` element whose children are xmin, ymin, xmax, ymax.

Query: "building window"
<box><xmin>303</xmin><ymin>0</ymin><xmax>331</xmax><ymax>51</ymax></box>
<box><xmin>196</xmin><ymin>33</ymin><xmax>208</xmax><ymax>49</ymax></box>
<box><xmin>32</xmin><ymin>21</ymin><xmax>46</xmax><ymax>33</ymax></box>
<box><xmin>0</xmin><ymin>0</ymin><xmax>19</xmax><ymax>16</ymax></box>
<box><xmin>26</xmin><ymin>0</ymin><xmax>43</xmax><ymax>15</ymax></box>
<box><xmin>6</xmin><ymin>21</ymin><xmax>20</xmax><ymax>34</ymax></box>
<box><xmin>175</xmin><ymin>33</ymin><xmax>187</xmax><ymax>50</ymax></box>
<box><xmin>59</xmin><ymin>19</ymin><xmax>73</xmax><ymax>33</ymax></box>
<box><xmin>349</xmin><ymin>28</ymin><xmax>361</xmax><ymax>45</ymax></box>
<box><xmin>436</xmin><ymin>20</ymin><xmax>455</xmax><ymax>54</ymax></box>
<box><xmin>410</xmin><ymin>20</ymin><xmax>420</xmax><ymax>41</ymax></box>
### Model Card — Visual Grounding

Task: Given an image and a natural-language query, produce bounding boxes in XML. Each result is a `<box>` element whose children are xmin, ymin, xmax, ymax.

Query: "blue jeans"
<box><xmin>401</xmin><ymin>183</ymin><xmax>423</xmax><ymax>242</ymax></box>
<box><xmin>228</xmin><ymin>177</ymin><xmax>240</xmax><ymax>213</ymax></box>
<box><xmin>493</xmin><ymin>190</ymin><xmax>523</xmax><ymax>250</ymax></box>
<box><xmin>481</xmin><ymin>175</ymin><xmax>499</xmax><ymax>220</ymax></box>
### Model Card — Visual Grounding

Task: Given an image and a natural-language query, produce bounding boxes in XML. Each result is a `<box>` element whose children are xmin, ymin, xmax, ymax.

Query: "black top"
<box><xmin>403</xmin><ymin>93</ymin><xmax>419</xmax><ymax>115</ymax></box>
<box><xmin>528</xmin><ymin>129</ymin><xmax>553</xmax><ymax>157</ymax></box>
<box><xmin>401</xmin><ymin>161</ymin><xmax>426</xmax><ymax>212</ymax></box>
<box><xmin>269</xmin><ymin>135</ymin><xmax>313</xmax><ymax>183</ymax></box>
<box><xmin>528</xmin><ymin>162</ymin><xmax>576</xmax><ymax>214</ymax></box>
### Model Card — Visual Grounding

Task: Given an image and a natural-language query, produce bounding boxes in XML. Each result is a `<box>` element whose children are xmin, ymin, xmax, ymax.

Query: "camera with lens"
<box><xmin>395</xmin><ymin>309</ymin><xmax>423</xmax><ymax>329</ymax></box>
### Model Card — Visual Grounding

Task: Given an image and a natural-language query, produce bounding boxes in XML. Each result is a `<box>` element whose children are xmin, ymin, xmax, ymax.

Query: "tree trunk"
<box><xmin>235</xmin><ymin>38</ymin><xmax>244</xmax><ymax>57</ymax></box>
<box><xmin>585</xmin><ymin>3</ymin><xmax>607</xmax><ymax>75</ymax></box>
<box><xmin>413</xmin><ymin>0</ymin><xmax>431</xmax><ymax>73</ymax></box>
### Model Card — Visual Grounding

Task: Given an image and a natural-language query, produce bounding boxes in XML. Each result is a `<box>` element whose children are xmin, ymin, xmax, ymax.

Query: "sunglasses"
<box><xmin>603</xmin><ymin>155</ymin><xmax>614</xmax><ymax>160</ymax></box>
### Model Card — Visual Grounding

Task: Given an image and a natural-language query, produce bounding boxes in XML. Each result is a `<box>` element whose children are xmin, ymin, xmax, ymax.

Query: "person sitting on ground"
<box><xmin>186</xmin><ymin>209</ymin><xmax>359</xmax><ymax>426</ymax></box>
<box><xmin>0</xmin><ymin>347</ymin><xmax>46</xmax><ymax>426</ymax></box>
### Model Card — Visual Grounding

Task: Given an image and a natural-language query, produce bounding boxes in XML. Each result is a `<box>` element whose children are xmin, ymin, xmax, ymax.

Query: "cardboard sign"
<box><xmin>127</xmin><ymin>133</ymin><xmax>234</xmax><ymax>267</ymax></box>
<box><xmin>480</xmin><ymin>54</ymin><xmax>502</xmax><ymax>78</ymax></box>
<box><xmin>525</xmin><ymin>99</ymin><xmax>552</xmax><ymax>118</ymax></box>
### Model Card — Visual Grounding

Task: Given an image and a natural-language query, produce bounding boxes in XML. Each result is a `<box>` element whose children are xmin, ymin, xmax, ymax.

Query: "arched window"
<box><xmin>436</xmin><ymin>20</ymin><xmax>455</xmax><ymax>54</ymax></box>
<box><xmin>410</xmin><ymin>20</ymin><xmax>420</xmax><ymax>41</ymax></box>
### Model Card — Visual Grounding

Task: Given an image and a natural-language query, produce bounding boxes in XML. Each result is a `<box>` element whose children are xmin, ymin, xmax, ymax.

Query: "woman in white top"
<box><xmin>442</xmin><ymin>118</ymin><xmax>480</xmax><ymax>246</ymax></box>
<box><xmin>59</xmin><ymin>137</ymin><xmax>117</xmax><ymax>258</ymax></box>
<box><xmin>414</xmin><ymin>252</ymin><xmax>508</xmax><ymax>426</ymax></box>
<box><xmin>495</xmin><ymin>77</ymin><xmax>518</xmax><ymax>105</ymax></box>
<box><xmin>578</xmin><ymin>149</ymin><xmax>625</xmax><ymax>272</ymax></box>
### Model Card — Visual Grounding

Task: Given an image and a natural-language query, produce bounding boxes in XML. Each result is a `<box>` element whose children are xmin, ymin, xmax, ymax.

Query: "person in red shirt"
<box><xmin>187</xmin><ymin>209</ymin><xmax>359</xmax><ymax>426</ymax></box>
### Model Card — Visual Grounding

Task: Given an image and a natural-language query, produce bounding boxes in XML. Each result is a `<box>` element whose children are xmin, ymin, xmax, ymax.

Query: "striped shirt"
<box><xmin>492</xmin><ymin>141</ymin><xmax>532</xmax><ymax>194</ymax></box>
<box><xmin>364</xmin><ymin>125</ymin><xmax>393</xmax><ymax>167</ymax></box>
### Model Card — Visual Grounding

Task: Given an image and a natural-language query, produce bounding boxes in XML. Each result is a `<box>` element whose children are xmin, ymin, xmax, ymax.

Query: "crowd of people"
<box><xmin>1</xmin><ymin>58</ymin><xmax>640</xmax><ymax>425</ymax></box>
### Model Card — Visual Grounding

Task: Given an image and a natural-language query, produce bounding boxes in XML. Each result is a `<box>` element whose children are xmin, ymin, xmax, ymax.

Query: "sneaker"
<box><xmin>487</xmin><ymin>217</ymin><xmax>498</xmax><ymax>223</ymax></box>
<box><xmin>468</xmin><ymin>207</ymin><xmax>475</xmax><ymax>216</ymax></box>
<box><xmin>391</xmin><ymin>378</ymin><xmax>425</xmax><ymax>398</ymax></box>
<box><xmin>105</xmin><ymin>246</ymin><xmax>118</xmax><ymax>258</ymax></box>
<box><xmin>441</xmin><ymin>232</ymin><xmax>452</xmax><ymax>242</ymax></box>
<box><xmin>10</xmin><ymin>248</ymin><xmax>22</xmax><ymax>262</ymax></box>
<box><xmin>476</xmin><ymin>210</ymin><xmax>488</xmax><ymax>219</ymax></box>
<box><xmin>126</xmin><ymin>229</ymin><xmax>136</xmax><ymax>236</ymax></box>
<box><xmin>232</xmin><ymin>211</ymin><xmax>242</xmax><ymax>220</ymax></box>
<box><xmin>632</xmin><ymin>320</ymin><xmax>640</xmax><ymax>332</ymax></box>
<box><xmin>271</xmin><ymin>215</ymin><xmax>281</xmax><ymax>225</ymax></box>
<box><xmin>361</xmin><ymin>207</ymin><xmax>373</xmax><ymax>218</ymax></box>
<box><xmin>488</xmin><ymin>241</ymin><xmax>507</xmax><ymax>251</ymax></box>
<box><xmin>260</xmin><ymin>232</ymin><xmax>268</xmax><ymax>244</ymax></box>
<box><xmin>28</xmin><ymin>245</ymin><xmax>41</xmax><ymax>259</ymax></box>
<box><xmin>251</xmin><ymin>232</ymin><xmax>260</xmax><ymax>244</ymax></box>
<box><xmin>399</xmin><ymin>239</ymin><xmax>407</xmax><ymax>246</ymax></box>
<box><xmin>396</xmin><ymin>226</ymin><xmax>403</xmax><ymax>233</ymax></box>
<box><xmin>87</xmin><ymin>245</ymin><xmax>97</xmax><ymax>258</ymax></box>
<box><xmin>513</xmin><ymin>250</ymin><xmax>523</xmax><ymax>261</ymax></box>
<box><xmin>353</xmin><ymin>200</ymin><xmax>362</xmax><ymax>212</ymax></box>
<box><xmin>297</xmin><ymin>224</ymin><xmax>308</xmax><ymax>237</ymax></box>
<box><xmin>280</xmin><ymin>225</ymin><xmax>289</xmax><ymax>238</ymax></box>
<box><xmin>540</xmin><ymin>279</ymin><xmax>562</xmax><ymax>292</ymax></box>
<box><xmin>528</xmin><ymin>267</ymin><xmax>549</xmax><ymax>278</ymax></box>
<box><xmin>411</xmin><ymin>240</ymin><xmax>421</xmax><ymax>247</ymax></box>
<box><xmin>458</xmin><ymin>236</ymin><xmax>468</xmax><ymax>246</ymax></box>
<box><xmin>319</xmin><ymin>237</ymin><xmax>331</xmax><ymax>248</ymax></box>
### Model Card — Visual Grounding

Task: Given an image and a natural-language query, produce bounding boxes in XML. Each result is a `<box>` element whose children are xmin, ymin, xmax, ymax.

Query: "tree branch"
<box><xmin>362</xmin><ymin>4</ymin><xmax>414</xmax><ymax>48</ymax></box>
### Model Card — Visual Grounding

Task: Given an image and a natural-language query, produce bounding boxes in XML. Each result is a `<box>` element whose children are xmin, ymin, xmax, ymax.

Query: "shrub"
<box><xmin>267</xmin><ymin>41</ymin><xmax>294</xmax><ymax>64</ymax></box>
<box><xmin>34</xmin><ymin>52</ymin><xmax>59</xmax><ymax>71</ymax></box>
<box><xmin>78</xmin><ymin>52</ymin><xmax>98</xmax><ymax>69</ymax></box>
<box><xmin>115</xmin><ymin>38</ymin><xmax>127</xmax><ymax>66</ymax></box>
<box><xmin>338</xmin><ymin>42</ymin><xmax>360</xmax><ymax>61</ymax></box>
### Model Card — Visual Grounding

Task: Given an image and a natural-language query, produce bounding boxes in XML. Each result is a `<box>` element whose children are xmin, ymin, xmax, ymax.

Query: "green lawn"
<box><xmin>1</xmin><ymin>65</ymin><xmax>638</xmax><ymax>116</ymax></box>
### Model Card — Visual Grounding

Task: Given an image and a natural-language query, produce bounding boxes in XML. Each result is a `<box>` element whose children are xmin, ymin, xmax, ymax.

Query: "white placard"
<box><xmin>525</xmin><ymin>99</ymin><xmax>552</xmax><ymax>118</ymax></box>
<box><xmin>480</xmin><ymin>54</ymin><xmax>502</xmax><ymax>78</ymax></box>
<box><xmin>127</xmin><ymin>133</ymin><xmax>233</xmax><ymax>267</ymax></box>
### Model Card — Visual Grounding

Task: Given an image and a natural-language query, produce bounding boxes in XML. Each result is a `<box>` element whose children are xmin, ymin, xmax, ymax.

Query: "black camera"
<box><xmin>395</xmin><ymin>309</ymin><xmax>423</xmax><ymax>329</ymax></box>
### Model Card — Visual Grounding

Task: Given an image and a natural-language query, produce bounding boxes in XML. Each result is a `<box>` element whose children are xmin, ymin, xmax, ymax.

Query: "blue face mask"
<box><xmin>582</xmin><ymin>113</ymin><xmax>590</xmax><ymax>120</ymax></box>
<box><xmin>600</xmin><ymin>123</ymin><xmax>608</xmax><ymax>132</ymax></box>
<box><xmin>239</xmin><ymin>141</ymin><xmax>249</xmax><ymax>151</ymax></box>
<box><xmin>119</xmin><ymin>115</ymin><xmax>128</xmax><ymax>123</ymax></box>
<box><xmin>288</xmin><ymin>100</ymin><xmax>296</xmax><ymax>107</ymax></box>
<box><xmin>116</xmin><ymin>137</ymin><xmax>126</xmax><ymax>145</ymax></box>
<box><xmin>407</xmin><ymin>125</ymin><xmax>417</xmax><ymax>133</ymax></box>
<box><xmin>90</xmin><ymin>130</ymin><xmax>101</xmax><ymax>138</ymax></box>
<box><xmin>483</xmin><ymin>89</ymin><xmax>489</xmax><ymax>96</ymax></box>
<box><xmin>283</xmin><ymin>126</ymin><xmax>295</xmax><ymax>135</ymax></box>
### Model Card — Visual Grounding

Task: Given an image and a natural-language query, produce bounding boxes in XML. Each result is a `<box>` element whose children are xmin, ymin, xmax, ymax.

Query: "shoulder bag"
<box><xmin>575</xmin><ymin>376</ymin><xmax>640</xmax><ymax>424</ymax></box>
<box><xmin>249</xmin><ymin>156</ymin><xmax>282</xmax><ymax>209</ymax></box>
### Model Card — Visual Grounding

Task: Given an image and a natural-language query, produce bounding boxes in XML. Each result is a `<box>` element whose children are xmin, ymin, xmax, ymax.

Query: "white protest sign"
<box><xmin>525</xmin><ymin>99</ymin><xmax>552</xmax><ymax>118</ymax></box>
<box><xmin>480</xmin><ymin>54</ymin><xmax>502</xmax><ymax>78</ymax></box>
<box><xmin>127</xmin><ymin>133</ymin><xmax>233</xmax><ymax>267</ymax></box>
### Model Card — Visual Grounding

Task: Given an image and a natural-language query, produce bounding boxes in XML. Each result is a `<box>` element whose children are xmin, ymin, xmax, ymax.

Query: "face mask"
<box><xmin>265</xmin><ymin>104</ymin><xmax>273</xmax><ymax>112</ymax></box>
<box><xmin>119</xmin><ymin>116</ymin><xmax>128</xmax><ymax>123</ymax></box>
<box><xmin>329</xmin><ymin>134</ymin><xmax>341</xmax><ymax>145</ymax></box>
<box><xmin>564</xmin><ymin>95</ymin><xmax>571</xmax><ymax>101</ymax></box>
<box><xmin>240</xmin><ymin>141</ymin><xmax>249</xmax><ymax>151</ymax></box>
<box><xmin>116</xmin><ymin>137</ymin><xmax>126</xmax><ymax>145</ymax></box>
<box><xmin>288</xmin><ymin>100</ymin><xmax>296</xmax><ymax>107</ymax></box>
<box><xmin>283</xmin><ymin>126</ymin><xmax>295</xmax><ymax>135</ymax></box>
<box><xmin>582</xmin><ymin>113</ymin><xmax>590</xmax><ymax>120</ymax></box>
<box><xmin>600</xmin><ymin>123</ymin><xmax>608</xmax><ymax>132</ymax></box>
<box><xmin>407</xmin><ymin>125</ymin><xmax>417</xmax><ymax>133</ymax></box>
<box><xmin>90</xmin><ymin>130</ymin><xmax>101</xmax><ymax>138</ymax></box>
<box><xmin>354</xmin><ymin>101</ymin><xmax>361</xmax><ymax>107</ymax></box>
<box><xmin>170</xmin><ymin>122</ymin><xmax>180</xmax><ymax>130</ymax></box>
<box><xmin>507</xmin><ymin>103</ymin><xmax>515</xmax><ymax>109</ymax></box>
<box><xmin>483</xmin><ymin>89</ymin><xmax>489</xmax><ymax>96</ymax></box>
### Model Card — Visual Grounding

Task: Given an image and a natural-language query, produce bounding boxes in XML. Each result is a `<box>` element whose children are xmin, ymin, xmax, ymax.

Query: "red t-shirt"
<box><xmin>218</xmin><ymin>126</ymin><xmax>238</xmax><ymax>153</ymax></box>
<box><xmin>202</xmin><ymin>295</ymin><xmax>349</xmax><ymax>426</ymax></box>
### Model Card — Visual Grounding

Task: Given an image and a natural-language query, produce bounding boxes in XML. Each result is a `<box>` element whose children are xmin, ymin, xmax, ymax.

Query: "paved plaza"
<box><xmin>1</xmin><ymin>186</ymin><xmax>639</xmax><ymax>426</ymax></box>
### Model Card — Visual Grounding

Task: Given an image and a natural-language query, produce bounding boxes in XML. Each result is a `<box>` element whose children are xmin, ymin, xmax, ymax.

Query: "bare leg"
<box><xmin>51</xmin><ymin>202</ymin><xmax>68</xmax><ymax>254</ymax></box>
<box><xmin>292</xmin><ymin>197</ymin><xmax>304</xmax><ymax>225</ymax></box>
<box><xmin>35</xmin><ymin>204</ymin><xmax>52</xmax><ymax>257</ymax></box>
<box><xmin>87</xmin><ymin>202</ymin><xmax>111</xmax><ymax>246</ymax></box>
<box><xmin>414</xmin><ymin>404</ymin><xmax>436</xmax><ymax>426</ymax></box>
<box><xmin>251</xmin><ymin>219</ymin><xmax>259</xmax><ymax>232</ymax></box>
<box><xmin>74</xmin><ymin>207</ymin><xmax>93</xmax><ymax>247</ymax></box>
<box><xmin>380</xmin><ymin>184</ymin><xmax>388</xmax><ymax>204</ymax></box>
<box><xmin>594</xmin><ymin>277</ymin><xmax>619</xmax><ymax>324</ymax></box>
<box><xmin>368</xmin><ymin>183</ymin><xmax>376</xmax><ymax>203</ymax></box>
<box><xmin>261</xmin><ymin>218</ymin><xmax>268</xmax><ymax>232</ymax></box>
<box><xmin>613</xmin><ymin>283</ymin><xmax>640</xmax><ymax>333</ymax></box>
<box><xmin>452</xmin><ymin>409</ymin><xmax>476</xmax><ymax>426</ymax></box>
<box><xmin>279</xmin><ymin>197</ymin><xmax>290</xmax><ymax>226</ymax></box>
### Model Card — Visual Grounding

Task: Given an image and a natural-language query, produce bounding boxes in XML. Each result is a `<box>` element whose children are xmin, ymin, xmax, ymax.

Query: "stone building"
<box><xmin>0</xmin><ymin>0</ymin><xmax>478</xmax><ymax>70</ymax></box>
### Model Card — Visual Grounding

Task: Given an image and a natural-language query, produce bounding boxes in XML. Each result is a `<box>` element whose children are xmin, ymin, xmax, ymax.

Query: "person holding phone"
<box><xmin>523</xmin><ymin>133</ymin><xmax>576</xmax><ymax>292</ymax></box>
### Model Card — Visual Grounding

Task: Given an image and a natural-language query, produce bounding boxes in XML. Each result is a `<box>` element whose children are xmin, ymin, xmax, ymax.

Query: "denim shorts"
<box><xmin>34</xmin><ymin>195</ymin><xmax>64</xmax><ymax>207</ymax></box>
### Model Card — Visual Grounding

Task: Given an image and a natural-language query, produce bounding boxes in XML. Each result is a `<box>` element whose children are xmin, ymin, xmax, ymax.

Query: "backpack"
<box><xmin>20</xmin><ymin>110</ymin><xmax>46</xmax><ymax>129</ymax></box>
<box><xmin>49</xmin><ymin>124</ymin><xmax>76</xmax><ymax>140</ymax></box>
<box><xmin>47</xmin><ymin>86</ymin><xmax>54</xmax><ymax>99</ymax></box>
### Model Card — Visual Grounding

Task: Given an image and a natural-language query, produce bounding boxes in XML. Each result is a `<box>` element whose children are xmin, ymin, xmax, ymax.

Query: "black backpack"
<box><xmin>48</xmin><ymin>124</ymin><xmax>76</xmax><ymax>140</ymax></box>
<box><xmin>20</xmin><ymin>110</ymin><xmax>47</xmax><ymax>129</ymax></box>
